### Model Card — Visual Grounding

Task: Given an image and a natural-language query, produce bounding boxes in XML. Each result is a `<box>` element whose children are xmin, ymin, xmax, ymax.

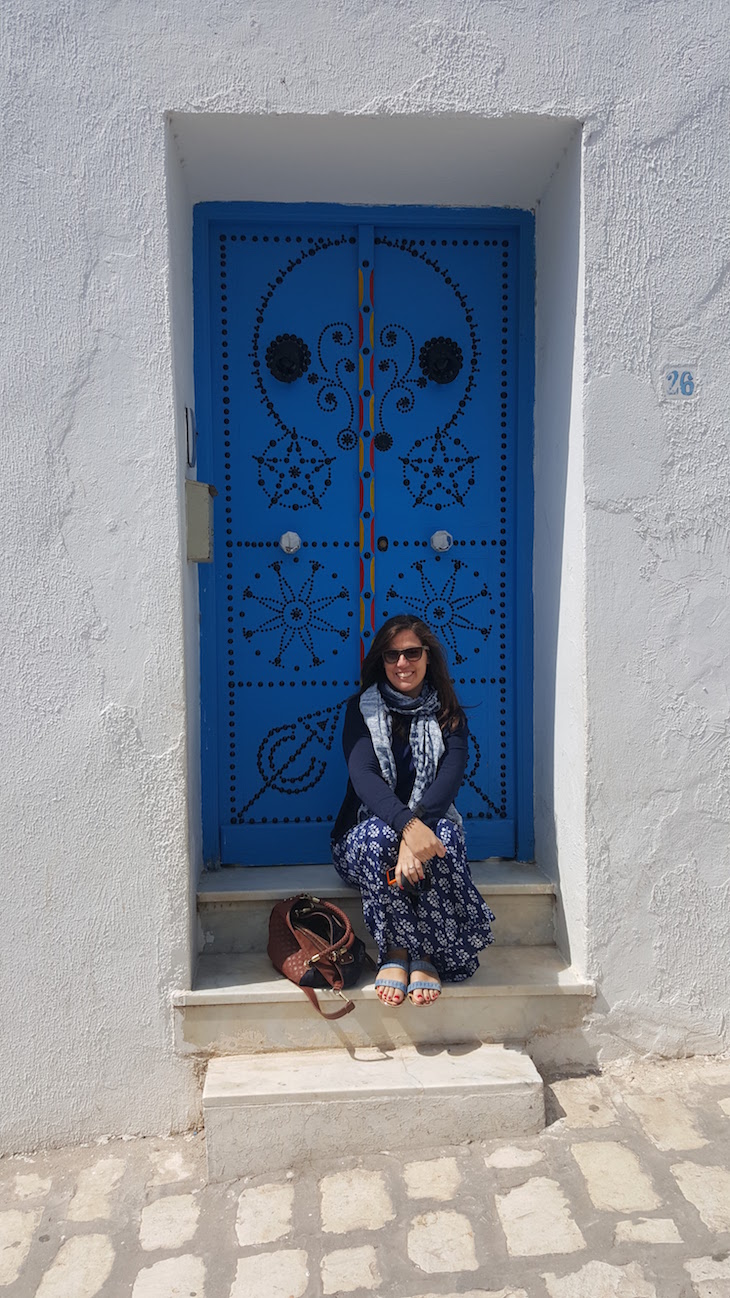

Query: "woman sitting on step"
<box><xmin>331</xmin><ymin>614</ymin><xmax>495</xmax><ymax>1008</ymax></box>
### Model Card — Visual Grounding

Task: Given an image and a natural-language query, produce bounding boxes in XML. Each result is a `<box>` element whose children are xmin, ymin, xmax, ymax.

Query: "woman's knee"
<box><xmin>435</xmin><ymin>817</ymin><xmax>464</xmax><ymax>853</ymax></box>
<box><xmin>362</xmin><ymin>816</ymin><xmax>399</xmax><ymax>843</ymax></box>
<box><xmin>360</xmin><ymin>817</ymin><xmax>399</xmax><ymax>863</ymax></box>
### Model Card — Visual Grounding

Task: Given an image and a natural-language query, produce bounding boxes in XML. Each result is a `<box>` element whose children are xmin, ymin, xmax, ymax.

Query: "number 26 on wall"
<box><xmin>663</xmin><ymin>368</ymin><xmax>696</xmax><ymax>398</ymax></box>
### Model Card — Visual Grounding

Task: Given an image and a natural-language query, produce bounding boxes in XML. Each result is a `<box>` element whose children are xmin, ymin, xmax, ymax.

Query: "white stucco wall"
<box><xmin>1</xmin><ymin>0</ymin><xmax>729</xmax><ymax>1148</ymax></box>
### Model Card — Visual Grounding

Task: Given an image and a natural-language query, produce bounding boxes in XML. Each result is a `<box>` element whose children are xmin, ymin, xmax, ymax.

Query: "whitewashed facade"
<box><xmin>2</xmin><ymin>0</ymin><xmax>729</xmax><ymax>1150</ymax></box>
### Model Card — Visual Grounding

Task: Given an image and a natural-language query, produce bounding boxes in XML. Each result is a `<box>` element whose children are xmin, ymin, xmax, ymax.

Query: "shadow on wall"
<box><xmin>533</xmin><ymin>126</ymin><xmax>586</xmax><ymax>971</ymax></box>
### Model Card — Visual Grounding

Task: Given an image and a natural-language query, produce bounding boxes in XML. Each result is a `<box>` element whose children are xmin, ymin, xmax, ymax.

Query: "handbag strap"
<box><xmin>301</xmin><ymin>986</ymin><xmax>356</xmax><ymax>1019</ymax></box>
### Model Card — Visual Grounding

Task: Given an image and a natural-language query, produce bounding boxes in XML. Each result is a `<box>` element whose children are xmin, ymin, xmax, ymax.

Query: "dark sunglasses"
<box><xmin>382</xmin><ymin>646</ymin><xmax>427</xmax><ymax>665</ymax></box>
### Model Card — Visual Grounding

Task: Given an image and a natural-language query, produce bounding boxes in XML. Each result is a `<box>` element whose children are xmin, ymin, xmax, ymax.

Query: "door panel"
<box><xmin>373</xmin><ymin>230</ymin><xmax>517</xmax><ymax>857</ymax></box>
<box><xmin>195</xmin><ymin>207</ymin><xmax>532</xmax><ymax>866</ymax></box>
<box><xmin>206</xmin><ymin>222</ymin><xmax>362</xmax><ymax>863</ymax></box>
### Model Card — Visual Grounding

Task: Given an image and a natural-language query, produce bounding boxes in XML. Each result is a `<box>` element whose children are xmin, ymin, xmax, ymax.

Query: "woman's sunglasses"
<box><xmin>382</xmin><ymin>646</ymin><xmax>427</xmax><ymax>665</ymax></box>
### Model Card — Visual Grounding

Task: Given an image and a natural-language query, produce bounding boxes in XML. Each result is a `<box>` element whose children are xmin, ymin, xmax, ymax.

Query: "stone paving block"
<box><xmin>624</xmin><ymin>1094</ymin><xmax>708</xmax><ymax>1151</ymax></box>
<box><xmin>613</xmin><ymin>1217</ymin><xmax>683</xmax><ymax>1244</ymax></box>
<box><xmin>408</xmin><ymin>1210</ymin><xmax>479</xmax><ymax>1273</ymax></box>
<box><xmin>139</xmin><ymin>1193</ymin><xmax>199</xmax><ymax>1250</ymax></box>
<box><xmin>0</xmin><ymin>1208</ymin><xmax>41</xmax><ymax>1285</ymax></box>
<box><xmin>549</xmin><ymin>1077</ymin><xmax>618</xmax><ymax>1128</ymax></box>
<box><xmin>14</xmin><ymin>1173</ymin><xmax>51</xmax><ymax>1200</ymax></box>
<box><xmin>543</xmin><ymin>1259</ymin><xmax>657</xmax><ymax>1297</ymax></box>
<box><xmin>235</xmin><ymin>1182</ymin><xmax>294</xmax><ymax>1246</ymax></box>
<box><xmin>67</xmin><ymin>1157</ymin><xmax>126</xmax><ymax>1221</ymax></box>
<box><xmin>484</xmin><ymin>1145</ymin><xmax>544</xmax><ymax>1168</ymax></box>
<box><xmin>496</xmin><ymin>1177</ymin><xmax>585</xmax><ymax>1257</ymax></box>
<box><xmin>229</xmin><ymin>1248</ymin><xmax>308</xmax><ymax>1298</ymax></box>
<box><xmin>147</xmin><ymin>1149</ymin><xmax>195</xmax><ymax>1186</ymax></box>
<box><xmin>685</xmin><ymin>1254</ymin><xmax>730</xmax><ymax>1297</ymax></box>
<box><xmin>671</xmin><ymin>1161</ymin><xmax>730</xmax><ymax>1232</ymax></box>
<box><xmin>35</xmin><ymin>1234</ymin><xmax>115</xmax><ymax>1298</ymax></box>
<box><xmin>320</xmin><ymin>1169</ymin><xmax>395</xmax><ymax>1233</ymax></box>
<box><xmin>320</xmin><ymin>1244</ymin><xmax>380</xmax><ymax>1293</ymax></box>
<box><xmin>408</xmin><ymin>1291</ymin><xmax>528</xmax><ymax>1298</ymax></box>
<box><xmin>571</xmin><ymin>1141</ymin><xmax>661</xmax><ymax>1211</ymax></box>
<box><xmin>404</xmin><ymin>1157</ymin><xmax>461</xmax><ymax>1200</ymax></box>
<box><xmin>132</xmin><ymin>1253</ymin><xmax>206</xmax><ymax>1298</ymax></box>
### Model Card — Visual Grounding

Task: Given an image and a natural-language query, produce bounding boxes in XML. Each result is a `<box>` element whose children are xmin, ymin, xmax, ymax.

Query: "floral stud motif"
<box><xmin>265</xmin><ymin>334</ymin><xmax>311</xmax><ymax>384</ymax></box>
<box><xmin>419</xmin><ymin>336</ymin><xmax>463</xmax><ymax>385</ymax></box>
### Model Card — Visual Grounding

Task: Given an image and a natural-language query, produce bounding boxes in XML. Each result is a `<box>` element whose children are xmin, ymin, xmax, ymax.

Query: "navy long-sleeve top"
<box><xmin>331</xmin><ymin>694</ymin><xmax>469</xmax><ymax>843</ymax></box>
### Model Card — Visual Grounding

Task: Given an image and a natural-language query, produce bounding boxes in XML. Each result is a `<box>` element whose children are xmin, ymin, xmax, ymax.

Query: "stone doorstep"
<box><xmin>197</xmin><ymin>861</ymin><xmax>557</xmax><ymax>953</ymax></box>
<box><xmin>197</xmin><ymin>859</ymin><xmax>554</xmax><ymax>903</ymax></box>
<box><xmin>203</xmin><ymin>1043</ymin><xmax>545</xmax><ymax>1181</ymax></box>
<box><xmin>173</xmin><ymin>947</ymin><xmax>595</xmax><ymax>1054</ymax></box>
<box><xmin>175</xmin><ymin>945</ymin><xmax>592</xmax><ymax>1008</ymax></box>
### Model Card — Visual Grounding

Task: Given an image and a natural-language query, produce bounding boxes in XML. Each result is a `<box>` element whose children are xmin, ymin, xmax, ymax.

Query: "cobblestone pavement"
<box><xmin>2</xmin><ymin>1057</ymin><xmax>730</xmax><ymax>1297</ymax></box>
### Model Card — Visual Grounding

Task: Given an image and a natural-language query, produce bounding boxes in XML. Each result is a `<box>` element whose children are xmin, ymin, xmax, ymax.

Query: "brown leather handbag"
<box><xmin>267</xmin><ymin>894</ymin><xmax>372</xmax><ymax>1019</ymax></box>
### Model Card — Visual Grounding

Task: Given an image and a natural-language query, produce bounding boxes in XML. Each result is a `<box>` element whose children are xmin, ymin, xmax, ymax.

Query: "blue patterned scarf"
<box><xmin>358</xmin><ymin>681</ymin><xmax>462</xmax><ymax>827</ymax></box>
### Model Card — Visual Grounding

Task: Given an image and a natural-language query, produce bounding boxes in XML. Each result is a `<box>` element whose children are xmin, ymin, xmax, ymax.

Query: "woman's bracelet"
<box><xmin>401</xmin><ymin>817</ymin><xmax>419</xmax><ymax>838</ymax></box>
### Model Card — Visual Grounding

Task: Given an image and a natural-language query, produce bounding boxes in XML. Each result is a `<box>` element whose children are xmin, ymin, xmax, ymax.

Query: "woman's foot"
<box><xmin>374</xmin><ymin>950</ymin><xmax>409</xmax><ymax>1006</ymax></box>
<box><xmin>407</xmin><ymin>959</ymin><xmax>442</xmax><ymax>1006</ymax></box>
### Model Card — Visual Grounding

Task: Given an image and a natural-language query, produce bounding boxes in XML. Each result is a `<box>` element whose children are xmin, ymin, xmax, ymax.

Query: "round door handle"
<box><xmin>430</xmin><ymin>530</ymin><xmax>453</xmax><ymax>552</ymax></box>
<box><xmin>279</xmin><ymin>531</ymin><xmax>302</xmax><ymax>555</ymax></box>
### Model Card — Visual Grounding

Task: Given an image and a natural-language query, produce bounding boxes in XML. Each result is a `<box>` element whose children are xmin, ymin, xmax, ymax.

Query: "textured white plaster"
<box><xmin>2</xmin><ymin>0</ymin><xmax>730</xmax><ymax>1152</ymax></box>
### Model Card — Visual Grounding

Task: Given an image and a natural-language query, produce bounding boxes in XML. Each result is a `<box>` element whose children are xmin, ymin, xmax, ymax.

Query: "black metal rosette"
<box><xmin>418</xmin><ymin>336</ymin><xmax>463</xmax><ymax>385</ymax></box>
<box><xmin>265</xmin><ymin>334</ymin><xmax>311</xmax><ymax>384</ymax></box>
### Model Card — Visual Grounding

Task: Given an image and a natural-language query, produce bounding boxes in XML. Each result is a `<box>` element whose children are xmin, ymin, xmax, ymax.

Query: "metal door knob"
<box><xmin>430</xmin><ymin>530</ymin><xmax>453</xmax><ymax>552</ymax></box>
<box><xmin>279</xmin><ymin>531</ymin><xmax>302</xmax><ymax>554</ymax></box>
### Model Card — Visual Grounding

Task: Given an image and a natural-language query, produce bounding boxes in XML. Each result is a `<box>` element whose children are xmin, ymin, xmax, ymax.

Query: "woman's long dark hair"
<box><xmin>359</xmin><ymin>614</ymin><xmax>465</xmax><ymax>733</ymax></box>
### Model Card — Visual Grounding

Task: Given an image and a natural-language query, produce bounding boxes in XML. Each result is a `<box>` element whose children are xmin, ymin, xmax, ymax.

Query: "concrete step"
<box><xmin>197</xmin><ymin>860</ymin><xmax>555</xmax><ymax>953</ymax></box>
<box><xmin>174</xmin><ymin>945</ymin><xmax>594</xmax><ymax>1056</ymax></box>
<box><xmin>203</xmin><ymin>1042</ymin><xmax>545</xmax><ymax>1182</ymax></box>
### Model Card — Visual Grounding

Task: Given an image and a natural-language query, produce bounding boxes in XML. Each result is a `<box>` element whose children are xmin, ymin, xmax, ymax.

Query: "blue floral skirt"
<box><xmin>331</xmin><ymin>816</ymin><xmax>495</xmax><ymax>982</ymax></box>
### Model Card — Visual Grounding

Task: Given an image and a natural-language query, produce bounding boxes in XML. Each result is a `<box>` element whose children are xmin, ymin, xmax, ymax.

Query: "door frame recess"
<box><xmin>193</xmin><ymin>202</ymin><xmax>535</xmax><ymax>865</ymax></box>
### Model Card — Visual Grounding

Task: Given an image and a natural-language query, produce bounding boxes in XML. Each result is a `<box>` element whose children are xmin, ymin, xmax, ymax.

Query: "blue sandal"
<box><xmin>374</xmin><ymin>960</ymin><xmax>409</xmax><ymax>1006</ymax></box>
<box><xmin>407</xmin><ymin>960</ymin><xmax>442</xmax><ymax>1005</ymax></box>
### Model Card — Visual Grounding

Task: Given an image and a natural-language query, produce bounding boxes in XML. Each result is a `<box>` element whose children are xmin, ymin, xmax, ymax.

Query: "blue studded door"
<box><xmin>195</xmin><ymin>205</ymin><xmax>534</xmax><ymax>867</ymax></box>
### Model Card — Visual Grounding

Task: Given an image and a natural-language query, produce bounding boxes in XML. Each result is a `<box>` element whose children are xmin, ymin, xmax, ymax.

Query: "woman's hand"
<box><xmin>396</xmin><ymin>838</ymin><xmax>425</xmax><ymax>889</ymax></box>
<box><xmin>401</xmin><ymin>818</ymin><xmax>446</xmax><ymax>864</ymax></box>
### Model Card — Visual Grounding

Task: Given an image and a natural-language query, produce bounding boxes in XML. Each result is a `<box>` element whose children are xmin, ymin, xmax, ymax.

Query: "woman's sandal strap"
<box><xmin>374</xmin><ymin>978</ymin><xmax>407</xmax><ymax>993</ymax></box>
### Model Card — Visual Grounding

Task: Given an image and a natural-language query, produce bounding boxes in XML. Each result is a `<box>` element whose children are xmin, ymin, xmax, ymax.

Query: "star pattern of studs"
<box><xmin>253</xmin><ymin>430</ymin><xmax>336</xmax><ymax>511</ymax></box>
<box><xmin>241</xmin><ymin>559</ymin><xmax>349</xmax><ymax>668</ymax></box>
<box><xmin>386</xmin><ymin>558</ymin><xmax>492</xmax><ymax>665</ymax></box>
<box><xmin>400</xmin><ymin>426</ymin><xmax>479</xmax><ymax>509</ymax></box>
